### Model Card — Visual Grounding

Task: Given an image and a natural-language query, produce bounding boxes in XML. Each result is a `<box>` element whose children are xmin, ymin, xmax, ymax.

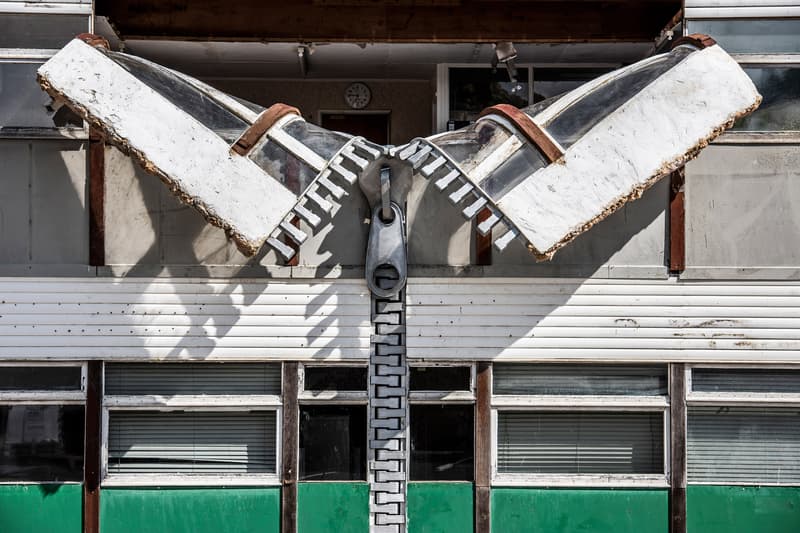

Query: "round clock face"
<box><xmin>344</xmin><ymin>82</ymin><xmax>371</xmax><ymax>109</ymax></box>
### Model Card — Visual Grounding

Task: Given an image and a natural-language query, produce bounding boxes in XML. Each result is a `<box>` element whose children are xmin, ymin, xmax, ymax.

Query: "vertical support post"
<box><xmin>475</xmin><ymin>209</ymin><xmax>493</xmax><ymax>266</ymax></box>
<box><xmin>284</xmin><ymin>217</ymin><xmax>300</xmax><ymax>267</ymax></box>
<box><xmin>669</xmin><ymin>168</ymin><xmax>685</xmax><ymax>274</ymax></box>
<box><xmin>369</xmin><ymin>268</ymin><xmax>408</xmax><ymax>533</ymax></box>
<box><xmin>83</xmin><ymin>361</ymin><xmax>102</xmax><ymax>533</ymax></box>
<box><xmin>670</xmin><ymin>363</ymin><xmax>687</xmax><ymax>533</ymax></box>
<box><xmin>88</xmin><ymin>127</ymin><xmax>105</xmax><ymax>266</ymax></box>
<box><xmin>474</xmin><ymin>363</ymin><xmax>492</xmax><ymax>533</ymax></box>
<box><xmin>282</xmin><ymin>363</ymin><xmax>299</xmax><ymax>533</ymax></box>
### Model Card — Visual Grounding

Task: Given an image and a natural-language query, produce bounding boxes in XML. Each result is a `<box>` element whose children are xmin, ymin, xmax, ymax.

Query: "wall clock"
<box><xmin>344</xmin><ymin>82</ymin><xmax>371</xmax><ymax>109</ymax></box>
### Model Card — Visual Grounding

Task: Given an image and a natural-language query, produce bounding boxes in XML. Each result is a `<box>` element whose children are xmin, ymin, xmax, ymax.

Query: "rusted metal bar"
<box><xmin>84</xmin><ymin>361</ymin><xmax>102</xmax><ymax>533</ymax></box>
<box><xmin>479</xmin><ymin>104</ymin><xmax>564</xmax><ymax>163</ymax></box>
<box><xmin>232</xmin><ymin>103</ymin><xmax>301</xmax><ymax>156</ymax></box>
<box><xmin>669</xmin><ymin>168</ymin><xmax>685</xmax><ymax>273</ymax></box>
<box><xmin>475</xmin><ymin>208</ymin><xmax>493</xmax><ymax>266</ymax></box>
<box><xmin>89</xmin><ymin>127</ymin><xmax>105</xmax><ymax>266</ymax></box>
<box><xmin>670</xmin><ymin>364</ymin><xmax>687</xmax><ymax>533</ymax></box>
<box><xmin>672</xmin><ymin>33</ymin><xmax>716</xmax><ymax>50</ymax></box>
<box><xmin>281</xmin><ymin>362</ymin><xmax>299</xmax><ymax>533</ymax></box>
<box><xmin>474</xmin><ymin>362</ymin><xmax>492</xmax><ymax>533</ymax></box>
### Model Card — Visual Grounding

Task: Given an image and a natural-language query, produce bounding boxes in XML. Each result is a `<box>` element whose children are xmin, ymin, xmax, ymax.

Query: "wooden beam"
<box><xmin>474</xmin><ymin>362</ymin><xmax>492</xmax><ymax>533</ymax></box>
<box><xmin>96</xmin><ymin>1</ymin><xmax>680</xmax><ymax>43</ymax></box>
<box><xmin>88</xmin><ymin>128</ymin><xmax>105</xmax><ymax>267</ymax></box>
<box><xmin>475</xmin><ymin>209</ymin><xmax>492</xmax><ymax>266</ymax></box>
<box><xmin>669</xmin><ymin>168</ymin><xmax>685</xmax><ymax>273</ymax></box>
<box><xmin>84</xmin><ymin>361</ymin><xmax>102</xmax><ymax>533</ymax></box>
<box><xmin>281</xmin><ymin>363</ymin><xmax>299</xmax><ymax>533</ymax></box>
<box><xmin>669</xmin><ymin>363</ymin><xmax>687</xmax><ymax>533</ymax></box>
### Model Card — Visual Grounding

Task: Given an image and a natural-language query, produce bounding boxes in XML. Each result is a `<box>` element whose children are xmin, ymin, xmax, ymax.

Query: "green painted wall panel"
<box><xmin>687</xmin><ymin>485</ymin><xmax>800</xmax><ymax>533</ymax></box>
<box><xmin>408</xmin><ymin>482</ymin><xmax>473</xmax><ymax>533</ymax></box>
<box><xmin>491</xmin><ymin>488</ymin><xmax>668</xmax><ymax>533</ymax></box>
<box><xmin>0</xmin><ymin>483</ymin><xmax>82</xmax><ymax>533</ymax></box>
<box><xmin>101</xmin><ymin>487</ymin><xmax>280</xmax><ymax>533</ymax></box>
<box><xmin>297</xmin><ymin>482</ymin><xmax>368</xmax><ymax>533</ymax></box>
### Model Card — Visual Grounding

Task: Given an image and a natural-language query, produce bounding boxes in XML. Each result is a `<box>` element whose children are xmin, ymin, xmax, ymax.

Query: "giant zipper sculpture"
<box><xmin>38</xmin><ymin>33</ymin><xmax>760</xmax><ymax>533</ymax></box>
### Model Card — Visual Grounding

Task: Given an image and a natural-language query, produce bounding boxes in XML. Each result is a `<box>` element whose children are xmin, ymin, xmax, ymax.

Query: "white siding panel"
<box><xmin>0</xmin><ymin>278</ymin><xmax>370</xmax><ymax>361</ymax></box>
<box><xmin>406</xmin><ymin>278</ymin><xmax>800</xmax><ymax>362</ymax></box>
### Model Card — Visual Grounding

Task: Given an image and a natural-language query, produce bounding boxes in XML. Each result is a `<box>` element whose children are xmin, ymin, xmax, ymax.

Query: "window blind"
<box><xmin>105</xmin><ymin>363</ymin><xmax>281</xmax><ymax>395</ymax></box>
<box><xmin>497</xmin><ymin>411</ymin><xmax>664</xmax><ymax>474</ymax></box>
<box><xmin>688</xmin><ymin>407</ymin><xmax>800</xmax><ymax>484</ymax></box>
<box><xmin>108</xmin><ymin>411</ymin><xmax>277</xmax><ymax>475</ymax></box>
<box><xmin>493</xmin><ymin>364</ymin><xmax>667</xmax><ymax>396</ymax></box>
<box><xmin>692</xmin><ymin>369</ymin><xmax>800</xmax><ymax>394</ymax></box>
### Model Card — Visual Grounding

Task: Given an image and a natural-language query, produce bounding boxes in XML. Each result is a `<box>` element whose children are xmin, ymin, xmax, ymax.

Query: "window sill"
<box><xmin>492</xmin><ymin>474</ymin><xmax>669</xmax><ymax>488</ymax></box>
<box><xmin>102</xmin><ymin>474</ymin><xmax>281</xmax><ymax>487</ymax></box>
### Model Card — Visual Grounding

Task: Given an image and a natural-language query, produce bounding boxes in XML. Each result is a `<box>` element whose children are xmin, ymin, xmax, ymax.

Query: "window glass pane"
<box><xmin>493</xmin><ymin>364</ymin><xmax>668</xmax><ymax>396</ymax></box>
<box><xmin>0</xmin><ymin>405</ymin><xmax>84</xmax><ymax>481</ymax></box>
<box><xmin>0</xmin><ymin>63</ymin><xmax>83</xmax><ymax>132</ymax></box>
<box><xmin>249</xmin><ymin>137</ymin><xmax>318</xmax><ymax>195</ymax></box>
<box><xmin>0</xmin><ymin>15</ymin><xmax>89</xmax><ymax>49</ymax></box>
<box><xmin>537</xmin><ymin>45</ymin><xmax>696</xmax><ymax>149</ymax></box>
<box><xmin>410</xmin><ymin>367</ymin><xmax>470</xmax><ymax>392</ymax></box>
<box><xmin>734</xmin><ymin>67</ymin><xmax>800</xmax><ymax>131</ymax></box>
<box><xmin>686</xmin><ymin>19</ymin><xmax>800</xmax><ymax>54</ymax></box>
<box><xmin>692</xmin><ymin>368</ymin><xmax>800</xmax><ymax>394</ymax></box>
<box><xmin>477</xmin><ymin>142</ymin><xmax>548</xmax><ymax>201</ymax></box>
<box><xmin>0</xmin><ymin>366</ymin><xmax>81</xmax><ymax>391</ymax></box>
<box><xmin>410</xmin><ymin>404</ymin><xmax>473</xmax><ymax>481</ymax></box>
<box><xmin>688</xmin><ymin>407</ymin><xmax>800</xmax><ymax>484</ymax></box>
<box><xmin>283</xmin><ymin>120</ymin><xmax>350</xmax><ymax>160</ymax></box>
<box><xmin>299</xmin><ymin>405</ymin><xmax>366</xmax><ymax>481</ymax></box>
<box><xmin>497</xmin><ymin>411</ymin><xmax>663</xmax><ymax>474</ymax></box>
<box><xmin>432</xmin><ymin>119</ymin><xmax>512</xmax><ymax>173</ymax></box>
<box><xmin>304</xmin><ymin>366</ymin><xmax>367</xmax><ymax>391</ymax></box>
<box><xmin>108</xmin><ymin>411</ymin><xmax>276</xmax><ymax>475</ymax></box>
<box><xmin>105</xmin><ymin>50</ymin><xmax>249</xmax><ymax>137</ymax></box>
<box><xmin>533</xmin><ymin>68</ymin><xmax>614</xmax><ymax>103</ymax></box>
<box><xmin>105</xmin><ymin>363</ymin><xmax>281</xmax><ymax>395</ymax></box>
<box><xmin>448</xmin><ymin>67</ymin><xmax>530</xmax><ymax>128</ymax></box>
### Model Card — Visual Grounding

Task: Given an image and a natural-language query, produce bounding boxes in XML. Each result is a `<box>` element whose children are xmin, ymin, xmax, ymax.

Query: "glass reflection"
<box><xmin>0</xmin><ymin>405</ymin><xmax>84</xmax><ymax>482</ymax></box>
<box><xmin>736</xmin><ymin>67</ymin><xmax>800</xmax><ymax>131</ymax></box>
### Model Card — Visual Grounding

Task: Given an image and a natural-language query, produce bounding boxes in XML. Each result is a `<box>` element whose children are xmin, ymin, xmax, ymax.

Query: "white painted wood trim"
<box><xmin>492</xmin><ymin>473</ymin><xmax>670</xmax><ymax>488</ymax></box>
<box><xmin>685</xmin><ymin>6</ymin><xmax>800</xmax><ymax>18</ymax></box>
<box><xmin>491</xmin><ymin>395</ymin><xmax>669</xmax><ymax>409</ymax></box>
<box><xmin>408</xmin><ymin>391</ymin><xmax>475</xmax><ymax>403</ymax></box>
<box><xmin>298</xmin><ymin>391</ymin><xmax>368</xmax><ymax>403</ymax></box>
<box><xmin>102</xmin><ymin>474</ymin><xmax>282</xmax><ymax>487</ymax></box>
<box><xmin>104</xmin><ymin>395</ymin><xmax>283</xmax><ymax>409</ymax></box>
<box><xmin>0</xmin><ymin>2</ymin><xmax>91</xmax><ymax>14</ymax></box>
<box><xmin>0</xmin><ymin>392</ymin><xmax>86</xmax><ymax>402</ymax></box>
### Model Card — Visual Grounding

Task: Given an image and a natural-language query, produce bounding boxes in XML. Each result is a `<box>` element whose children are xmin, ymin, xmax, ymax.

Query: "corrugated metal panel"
<box><xmin>105</xmin><ymin>363</ymin><xmax>281</xmax><ymax>395</ymax></box>
<box><xmin>0</xmin><ymin>277</ymin><xmax>370</xmax><ymax>361</ymax></box>
<box><xmin>687</xmin><ymin>407</ymin><xmax>800</xmax><ymax>484</ymax></box>
<box><xmin>108</xmin><ymin>411</ymin><xmax>277</xmax><ymax>475</ymax></box>
<box><xmin>406</xmin><ymin>278</ymin><xmax>800</xmax><ymax>362</ymax></box>
<box><xmin>497</xmin><ymin>411</ymin><xmax>664</xmax><ymax>474</ymax></box>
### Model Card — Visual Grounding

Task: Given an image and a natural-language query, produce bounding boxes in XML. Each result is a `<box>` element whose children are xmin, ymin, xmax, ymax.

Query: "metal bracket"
<box><xmin>365</xmin><ymin>200</ymin><xmax>407</xmax><ymax>298</ymax></box>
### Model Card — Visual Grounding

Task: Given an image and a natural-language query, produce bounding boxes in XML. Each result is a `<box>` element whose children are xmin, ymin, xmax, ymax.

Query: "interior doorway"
<box><xmin>320</xmin><ymin>112</ymin><xmax>390</xmax><ymax>145</ymax></box>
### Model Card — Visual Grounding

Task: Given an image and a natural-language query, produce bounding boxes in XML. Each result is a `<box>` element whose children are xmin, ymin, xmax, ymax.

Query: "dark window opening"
<box><xmin>299</xmin><ymin>405</ymin><xmax>366</xmax><ymax>481</ymax></box>
<box><xmin>0</xmin><ymin>367</ymin><xmax>82</xmax><ymax>391</ymax></box>
<box><xmin>304</xmin><ymin>366</ymin><xmax>368</xmax><ymax>392</ymax></box>
<box><xmin>0</xmin><ymin>405</ymin><xmax>84</xmax><ymax>482</ymax></box>
<box><xmin>410</xmin><ymin>367</ymin><xmax>471</xmax><ymax>392</ymax></box>
<box><xmin>410</xmin><ymin>404</ymin><xmax>473</xmax><ymax>481</ymax></box>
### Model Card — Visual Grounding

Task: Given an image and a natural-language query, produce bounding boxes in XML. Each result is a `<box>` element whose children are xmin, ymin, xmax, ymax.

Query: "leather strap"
<box><xmin>671</xmin><ymin>33</ymin><xmax>717</xmax><ymax>50</ymax></box>
<box><xmin>232</xmin><ymin>103</ymin><xmax>301</xmax><ymax>155</ymax></box>
<box><xmin>479</xmin><ymin>104</ymin><xmax>564</xmax><ymax>163</ymax></box>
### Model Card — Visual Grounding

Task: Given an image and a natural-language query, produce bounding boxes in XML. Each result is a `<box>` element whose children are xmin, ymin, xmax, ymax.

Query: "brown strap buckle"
<box><xmin>232</xmin><ymin>103</ymin><xmax>301</xmax><ymax>156</ymax></box>
<box><xmin>671</xmin><ymin>33</ymin><xmax>717</xmax><ymax>50</ymax></box>
<box><xmin>77</xmin><ymin>33</ymin><xmax>110</xmax><ymax>49</ymax></box>
<box><xmin>478</xmin><ymin>104</ymin><xmax>564</xmax><ymax>163</ymax></box>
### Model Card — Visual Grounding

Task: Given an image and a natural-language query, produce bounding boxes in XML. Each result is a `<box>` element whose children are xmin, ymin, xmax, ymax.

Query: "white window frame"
<box><xmin>101</xmin><ymin>362</ymin><xmax>282</xmax><ymax>487</ymax></box>
<box><xmin>0</xmin><ymin>361</ymin><xmax>86</xmax><ymax>485</ymax></box>
<box><xmin>408</xmin><ymin>362</ymin><xmax>475</xmax><ymax>403</ymax></box>
<box><xmin>0</xmin><ymin>2</ymin><xmax>92</xmax><ymax>16</ymax></box>
<box><xmin>299</xmin><ymin>362</ymin><xmax>368</xmax><ymax>404</ymax></box>
<box><xmin>686</xmin><ymin>363</ymin><xmax>800</xmax><ymax>486</ymax></box>
<box><xmin>491</xmin><ymin>363</ymin><xmax>671</xmax><ymax>488</ymax></box>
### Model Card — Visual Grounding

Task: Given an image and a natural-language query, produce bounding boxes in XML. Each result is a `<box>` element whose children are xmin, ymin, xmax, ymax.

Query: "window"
<box><xmin>298</xmin><ymin>365</ymin><xmax>367</xmax><ymax>481</ymax></box>
<box><xmin>103</xmin><ymin>363</ymin><xmax>281</xmax><ymax>485</ymax></box>
<box><xmin>687</xmin><ymin>366</ymin><xmax>800</xmax><ymax>484</ymax></box>
<box><xmin>0</xmin><ymin>363</ymin><xmax>85</xmax><ymax>482</ymax></box>
<box><xmin>409</xmin><ymin>364</ymin><xmax>474</xmax><ymax>481</ymax></box>
<box><xmin>493</xmin><ymin>364</ymin><xmax>668</xmax><ymax>486</ymax></box>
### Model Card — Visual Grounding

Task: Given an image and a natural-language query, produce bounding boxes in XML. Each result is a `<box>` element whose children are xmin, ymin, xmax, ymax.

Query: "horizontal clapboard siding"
<box><xmin>406</xmin><ymin>278</ymin><xmax>800</xmax><ymax>362</ymax></box>
<box><xmin>0</xmin><ymin>278</ymin><xmax>369</xmax><ymax>360</ymax></box>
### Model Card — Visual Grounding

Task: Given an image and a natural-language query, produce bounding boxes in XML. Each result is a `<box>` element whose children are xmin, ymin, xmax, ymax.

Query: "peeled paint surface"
<box><xmin>37</xmin><ymin>39</ymin><xmax>297</xmax><ymax>255</ymax></box>
<box><xmin>498</xmin><ymin>45</ymin><xmax>761</xmax><ymax>259</ymax></box>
